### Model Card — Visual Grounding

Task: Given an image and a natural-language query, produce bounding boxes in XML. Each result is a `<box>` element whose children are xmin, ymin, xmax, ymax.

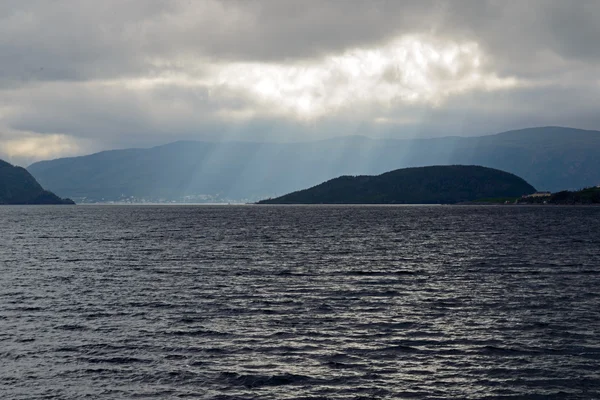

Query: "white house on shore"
<box><xmin>523</xmin><ymin>192</ymin><xmax>552</xmax><ymax>198</ymax></box>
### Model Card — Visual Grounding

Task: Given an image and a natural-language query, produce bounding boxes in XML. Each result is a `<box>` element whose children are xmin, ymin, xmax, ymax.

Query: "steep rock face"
<box><xmin>0</xmin><ymin>160</ymin><xmax>74</xmax><ymax>205</ymax></box>
<box><xmin>258</xmin><ymin>165</ymin><xmax>536</xmax><ymax>204</ymax></box>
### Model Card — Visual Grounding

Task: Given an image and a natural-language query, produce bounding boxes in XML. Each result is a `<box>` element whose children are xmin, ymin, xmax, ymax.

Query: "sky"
<box><xmin>1</xmin><ymin>0</ymin><xmax>600</xmax><ymax>165</ymax></box>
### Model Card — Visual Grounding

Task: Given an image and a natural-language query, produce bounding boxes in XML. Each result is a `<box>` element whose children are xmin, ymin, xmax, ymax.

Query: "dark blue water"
<box><xmin>1</xmin><ymin>205</ymin><xmax>600</xmax><ymax>399</ymax></box>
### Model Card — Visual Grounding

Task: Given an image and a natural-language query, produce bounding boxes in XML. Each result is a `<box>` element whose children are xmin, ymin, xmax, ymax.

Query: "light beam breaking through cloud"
<box><xmin>0</xmin><ymin>1</ymin><xmax>599</xmax><ymax>165</ymax></box>
<box><xmin>209</xmin><ymin>36</ymin><xmax>518</xmax><ymax>119</ymax></box>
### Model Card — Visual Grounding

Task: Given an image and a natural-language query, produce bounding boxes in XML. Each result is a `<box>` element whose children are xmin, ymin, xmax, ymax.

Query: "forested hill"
<box><xmin>258</xmin><ymin>165</ymin><xmax>536</xmax><ymax>204</ymax></box>
<box><xmin>0</xmin><ymin>159</ymin><xmax>74</xmax><ymax>205</ymax></box>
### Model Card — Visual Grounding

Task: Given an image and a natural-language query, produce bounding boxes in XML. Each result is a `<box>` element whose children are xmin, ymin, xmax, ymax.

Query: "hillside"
<box><xmin>257</xmin><ymin>166</ymin><xmax>536</xmax><ymax>204</ymax></box>
<box><xmin>27</xmin><ymin>126</ymin><xmax>600</xmax><ymax>202</ymax></box>
<box><xmin>0</xmin><ymin>160</ymin><xmax>74</xmax><ymax>205</ymax></box>
<box><xmin>519</xmin><ymin>187</ymin><xmax>600</xmax><ymax>205</ymax></box>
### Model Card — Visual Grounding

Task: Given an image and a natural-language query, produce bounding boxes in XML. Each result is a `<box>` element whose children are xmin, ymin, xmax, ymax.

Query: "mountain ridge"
<box><xmin>27</xmin><ymin>126</ymin><xmax>600</xmax><ymax>202</ymax></box>
<box><xmin>27</xmin><ymin>126</ymin><xmax>599</xmax><ymax>168</ymax></box>
<box><xmin>30</xmin><ymin>125</ymin><xmax>595</xmax><ymax>167</ymax></box>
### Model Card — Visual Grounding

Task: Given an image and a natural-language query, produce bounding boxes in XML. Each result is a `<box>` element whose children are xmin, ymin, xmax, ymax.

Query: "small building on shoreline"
<box><xmin>522</xmin><ymin>192</ymin><xmax>552</xmax><ymax>198</ymax></box>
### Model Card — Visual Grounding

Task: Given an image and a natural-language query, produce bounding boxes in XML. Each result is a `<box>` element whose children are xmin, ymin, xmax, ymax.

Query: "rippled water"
<box><xmin>1</xmin><ymin>205</ymin><xmax>600</xmax><ymax>399</ymax></box>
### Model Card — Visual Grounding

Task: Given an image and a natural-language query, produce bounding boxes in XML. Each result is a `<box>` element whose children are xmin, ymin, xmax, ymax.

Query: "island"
<box><xmin>0</xmin><ymin>159</ymin><xmax>75</xmax><ymax>205</ymax></box>
<box><xmin>257</xmin><ymin>165</ymin><xmax>536</xmax><ymax>204</ymax></box>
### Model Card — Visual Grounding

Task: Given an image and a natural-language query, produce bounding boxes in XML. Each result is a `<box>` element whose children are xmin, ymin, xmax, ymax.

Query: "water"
<box><xmin>1</xmin><ymin>205</ymin><xmax>600</xmax><ymax>399</ymax></box>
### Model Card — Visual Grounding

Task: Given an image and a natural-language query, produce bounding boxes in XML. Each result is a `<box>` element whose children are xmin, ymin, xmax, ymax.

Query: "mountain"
<box><xmin>0</xmin><ymin>160</ymin><xmax>74</xmax><ymax>205</ymax></box>
<box><xmin>257</xmin><ymin>165</ymin><xmax>536</xmax><ymax>204</ymax></box>
<box><xmin>27</xmin><ymin>126</ymin><xmax>600</xmax><ymax>202</ymax></box>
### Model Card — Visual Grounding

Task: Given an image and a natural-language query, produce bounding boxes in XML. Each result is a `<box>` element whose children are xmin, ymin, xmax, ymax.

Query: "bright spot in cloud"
<box><xmin>208</xmin><ymin>35</ymin><xmax>519</xmax><ymax>119</ymax></box>
<box><xmin>101</xmin><ymin>34</ymin><xmax>519</xmax><ymax>122</ymax></box>
<box><xmin>0</xmin><ymin>133</ymin><xmax>83</xmax><ymax>165</ymax></box>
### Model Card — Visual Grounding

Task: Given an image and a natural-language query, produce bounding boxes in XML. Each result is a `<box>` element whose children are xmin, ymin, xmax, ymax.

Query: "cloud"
<box><xmin>1</xmin><ymin>1</ymin><xmax>599</xmax><ymax>165</ymax></box>
<box><xmin>0</xmin><ymin>131</ymin><xmax>88</xmax><ymax>166</ymax></box>
<box><xmin>209</xmin><ymin>35</ymin><xmax>518</xmax><ymax>118</ymax></box>
<box><xmin>2</xmin><ymin>1</ymin><xmax>598</xmax><ymax>81</ymax></box>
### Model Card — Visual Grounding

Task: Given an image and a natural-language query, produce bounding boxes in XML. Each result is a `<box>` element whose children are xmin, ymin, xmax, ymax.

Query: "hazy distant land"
<box><xmin>26</xmin><ymin>127</ymin><xmax>600</xmax><ymax>203</ymax></box>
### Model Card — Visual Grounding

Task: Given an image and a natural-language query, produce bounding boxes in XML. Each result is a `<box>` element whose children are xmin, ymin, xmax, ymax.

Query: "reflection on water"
<box><xmin>1</xmin><ymin>205</ymin><xmax>599</xmax><ymax>399</ymax></box>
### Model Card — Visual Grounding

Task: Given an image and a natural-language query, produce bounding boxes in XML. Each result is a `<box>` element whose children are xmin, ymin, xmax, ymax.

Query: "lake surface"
<box><xmin>1</xmin><ymin>205</ymin><xmax>600</xmax><ymax>399</ymax></box>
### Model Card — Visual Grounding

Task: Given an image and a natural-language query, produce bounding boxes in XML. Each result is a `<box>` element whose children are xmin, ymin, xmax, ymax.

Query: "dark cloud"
<box><xmin>2</xmin><ymin>1</ymin><xmax>598</xmax><ymax>82</ymax></box>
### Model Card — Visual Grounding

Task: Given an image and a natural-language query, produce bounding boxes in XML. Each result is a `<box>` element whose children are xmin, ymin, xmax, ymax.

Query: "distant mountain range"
<box><xmin>27</xmin><ymin>126</ymin><xmax>600</xmax><ymax>202</ymax></box>
<box><xmin>258</xmin><ymin>165</ymin><xmax>536</xmax><ymax>204</ymax></box>
<box><xmin>0</xmin><ymin>160</ymin><xmax>74</xmax><ymax>205</ymax></box>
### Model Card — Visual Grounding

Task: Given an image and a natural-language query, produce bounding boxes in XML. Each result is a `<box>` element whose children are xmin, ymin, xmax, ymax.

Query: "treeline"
<box><xmin>519</xmin><ymin>187</ymin><xmax>600</xmax><ymax>205</ymax></box>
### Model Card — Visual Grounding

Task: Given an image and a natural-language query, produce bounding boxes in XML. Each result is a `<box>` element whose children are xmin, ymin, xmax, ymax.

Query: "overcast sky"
<box><xmin>1</xmin><ymin>0</ymin><xmax>600</xmax><ymax>165</ymax></box>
